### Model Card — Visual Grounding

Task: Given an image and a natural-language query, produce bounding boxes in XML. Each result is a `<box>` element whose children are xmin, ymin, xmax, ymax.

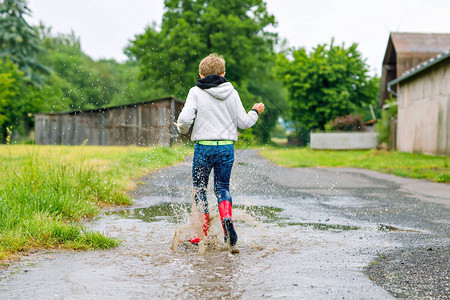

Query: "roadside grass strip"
<box><xmin>0</xmin><ymin>145</ymin><xmax>190</xmax><ymax>260</ymax></box>
<box><xmin>260</xmin><ymin>147</ymin><xmax>449</xmax><ymax>183</ymax></box>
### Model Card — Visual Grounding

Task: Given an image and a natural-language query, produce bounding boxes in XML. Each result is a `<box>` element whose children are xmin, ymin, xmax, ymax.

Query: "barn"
<box><xmin>388</xmin><ymin>50</ymin><xmax>450</xmax><ymax>155</ymax></box>
<box><xmin>380</xmin><ymin>32</ymin><xmax>450</xmax><ymax>106</ymax></box>
<box><xmin>34</xmin><ymin>97</ymin><xmax>186</xmax><ymax>146</ymax></box>
<box><xmin>379</xmin><ymin>32</ymin><xmax>450</xmax><ymax>155</ymax></box>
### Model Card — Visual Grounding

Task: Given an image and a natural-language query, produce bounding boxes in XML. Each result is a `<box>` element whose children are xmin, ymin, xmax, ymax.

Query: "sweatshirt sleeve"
<box><xmin>177</xmin><ymin>89</ymin><xmax>197</xmax><ymax>134</ymax></box>
<box><xmin>235</xmin><ymin>92</ymin><xmax>258</xmax><ymax>130</ymax></box>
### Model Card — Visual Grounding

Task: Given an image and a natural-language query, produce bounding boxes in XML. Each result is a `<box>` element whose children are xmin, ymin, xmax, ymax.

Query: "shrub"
<box><xmin>326</xmin><ymin>114</ymin><xmax>366</xmax><ymax>132</ymax></box>
<box><xmin>287</xmin><ymin>126</ymin><xmax>310</xmax><ymax>146</ymax></box>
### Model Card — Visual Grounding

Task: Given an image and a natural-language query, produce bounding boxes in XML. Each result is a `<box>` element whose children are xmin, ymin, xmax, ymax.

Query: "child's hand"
<box><xmin>174</xmin><ymin>122</ymin><xmax>178</xmax><ymax>127</ymax></box>
<box><xmin>252</xmin><ymin>103</ymin><xmax>265</xmax><ymax>114</ymax></box>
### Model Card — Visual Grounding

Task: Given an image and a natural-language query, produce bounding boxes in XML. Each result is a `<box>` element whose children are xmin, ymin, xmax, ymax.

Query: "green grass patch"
<box><xmin>0</xmin><ymin>145</ymin><xmax>191</xmax><ymax>260</ymax></box>
<box><xmin>259</xmin><ymin>147</ymin><xmax>449</xmax><ymax>183</ymax></box>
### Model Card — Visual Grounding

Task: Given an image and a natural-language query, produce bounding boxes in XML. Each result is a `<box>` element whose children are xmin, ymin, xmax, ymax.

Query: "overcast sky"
<box><xmin>27</xmin><ymin>0</ymin><xmax>450</xmax><ymax>75</ymax></box>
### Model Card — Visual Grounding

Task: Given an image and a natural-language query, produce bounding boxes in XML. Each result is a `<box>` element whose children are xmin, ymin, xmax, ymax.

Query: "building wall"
<box><xmin>35</xmin><ymin>98</ymin><xmax>185</xmax><ymax>146</ymax></box>
<box><xmin>396</xmin><ymin>59</ymin><xmax>450</xmax><ymax>155</ymax></box>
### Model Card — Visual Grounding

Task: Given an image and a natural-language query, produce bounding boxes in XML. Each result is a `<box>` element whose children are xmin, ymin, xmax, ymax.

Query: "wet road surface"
<box><xmin>1</xmin><ymin>149</ymin><xmax>449</xmax><ymax>299</ymax></box>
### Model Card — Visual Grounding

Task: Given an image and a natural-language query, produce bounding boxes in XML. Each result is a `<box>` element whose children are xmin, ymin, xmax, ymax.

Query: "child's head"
<box><xmin>199</xmin><ymin>53</ymin><xmax>226</xmax><ymax>77</ymax></box>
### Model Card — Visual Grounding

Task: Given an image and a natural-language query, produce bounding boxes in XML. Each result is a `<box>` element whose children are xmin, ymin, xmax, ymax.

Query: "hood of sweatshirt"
<box><xmin>196</xmin><ymin>75</ymin><xmax>234</xmax><ymax>101</ymax></box>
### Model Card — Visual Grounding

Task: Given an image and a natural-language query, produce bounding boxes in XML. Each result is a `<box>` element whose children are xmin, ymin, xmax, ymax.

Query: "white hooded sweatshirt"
<box><xmin>176</xmin><ymin>81</ymin><xmax>258</xmax><ymax>141</ymax></box>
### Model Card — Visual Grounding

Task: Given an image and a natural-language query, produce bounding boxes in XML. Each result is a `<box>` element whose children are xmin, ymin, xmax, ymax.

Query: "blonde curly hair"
<box><xmin>199</xmin><ymin>53</ymin><xmax>226</xmax><ymax>76</ymax></box>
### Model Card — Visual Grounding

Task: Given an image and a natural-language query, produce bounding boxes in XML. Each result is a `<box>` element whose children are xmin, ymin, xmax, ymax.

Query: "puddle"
<box><xmin>282</xmin><ymin>222</ymin><xmax>360</xmax><ymax>231</ymax></box>
<box><xmin>101</xmin><ymin>201</ymin><xmax>370</xmax><ymax>256</ymax></box>
<box><xmin>106</xmin><ymin>202</ymin><xmax>288</xmax><ymax>225</ymax></box>
<box><xmin>321</xmin><ymin>197</ymin><xmax>382</xmax><ymax>208</ymax></box>
<box><xmin>378</xmin><ymin>224</ymin><xmax>423</xmax><ymax>233</ymax></box>
<box><xmin>234</xmin><ymin>204</ymin><xmax>286</xmax><ymax>223</ymax></box>
<box><xmin>102</xmin><ymin>201</ymin><xmax>365</xmax><ymax>255</ymax></box>
<box><xmin>105</xmin><ymin>202</ymin><xmax>190</xmax><ymax>223</ymax></box>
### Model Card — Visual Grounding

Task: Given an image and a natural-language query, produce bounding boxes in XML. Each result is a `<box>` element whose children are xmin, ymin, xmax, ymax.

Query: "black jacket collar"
<box><xmin>196</xmin><ymin>75</ymin><xmax>227</xmax><ymax>89</ymax></box>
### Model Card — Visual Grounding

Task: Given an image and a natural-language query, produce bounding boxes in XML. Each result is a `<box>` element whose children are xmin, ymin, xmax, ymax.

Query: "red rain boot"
<box><xmin>190</xmin><ymin>213</ymin><xmax>209</xmax><ymax>244</ymax></box>
<box><xmin>219</xmin><ymin>200</ymin><xmax>238</xmax><ymax>246</ymax></box>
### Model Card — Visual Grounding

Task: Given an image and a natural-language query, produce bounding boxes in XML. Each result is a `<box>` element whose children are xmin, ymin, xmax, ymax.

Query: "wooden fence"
<box><xmin>35</xmin><ymin>97</ymin><xmax>185</xmax><ymax>146</ymax></box>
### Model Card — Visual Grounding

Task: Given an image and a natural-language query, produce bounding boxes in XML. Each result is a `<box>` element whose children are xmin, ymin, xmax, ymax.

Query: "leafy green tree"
<box><xmin>36</xmin><ymin>26</ymin><xmax>158</xmax><ymax>111</ymax></box>
<box><xmin>128</xmin><ymin>0</ymin><xmax>276</xmax><ymax>99</ymax></box>
<box><xmin>36</xmin><ymin>28</ymin><xmax>112</xmax><ymax>109</ymax></box>
<box><xmin>0</xmin><ymin>57</ymin><xmax>29</xmax><ymax>142</ymax></box>
<box><xmin>106</xmin><ymin>59</ymin><xmax>165</xmax><ymax>107</ymax></box>
<box><xmin>37</xmin><ymin>30</ymin><xmax>103</xmax><ymax>109</ymax></box>
<box><xmin>128</xmin><ymin>0</ymin><xmax>285</xmax><ymax>143</ymax></box>
<box><xmin>353</xmin><ymin>76</ymin><xmax>380</xmax><ymax>121</ymax></box>
<box><xmin>28</xmin><ymin>71</ymin><xmax>72</xmax><ymax>112</ymax></box>
<box><xmin>0</xmin><ymin>0</ymin><xmax>48</xmax><ymax>86</ymax></box>
<box><xmin>247</xmin><ymin>68</ymin><xmax>287</xmax><ymax>143</ymax></box>
<box><xmin>0</xmin><ymin>70</ymin><xmax>16</xmax><ymax>131</ymax></box>
<box><xmin>276</xmin><ymin>40</ymin><xmax>379</xmax><ymax>131</ymax></box>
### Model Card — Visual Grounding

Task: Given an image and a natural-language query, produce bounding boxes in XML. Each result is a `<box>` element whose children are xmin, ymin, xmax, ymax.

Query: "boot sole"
<box><xmin>223</xmin><ymin>218</ymin><xmax>238</xmax><ymax>247</ymax></box>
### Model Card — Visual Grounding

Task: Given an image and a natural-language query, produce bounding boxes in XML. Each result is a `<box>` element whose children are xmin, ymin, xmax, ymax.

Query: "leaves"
<box><xmin>0</xmin><ymin>57</ymin><xmax>29</xmax><ymax>141</ymax></box>
<box><xmin>128</xmin><ymin>0</ymin><xmax>276</xmax><ymax>99</ymax></box>
<box><xmin>35</xmin><ymin>27</ymin><xmax>157</xmax><ymax>111</ymax></box>
<box><xmin>276</xmin><ymin>40</ymin><xmax>379</xmax><ymax>131</ymax></box>
<box><xmin>0</xmin><ymin>0</ymin><xmax>49</xmax><ymax>87</ymax></box>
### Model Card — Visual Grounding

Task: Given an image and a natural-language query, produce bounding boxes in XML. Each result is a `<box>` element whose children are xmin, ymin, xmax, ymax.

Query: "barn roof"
<box><xmin>391</xmin><ymin>32</ymin><xmax>450</xmax><ymax>54</ymax></box>
<box><xmin>383</xmin><ymin>32</ymin><xmax>450</xmax><ymax>65</ymax></box>
<box><xmin>388</xmin><ymin>49</ymin><xmax>450</xmax><ymax>87</ymax></box>
<box><xmin>36</xmin><ymin>96</ymin><xmax>184</xmax><ymax>116</ymax></box>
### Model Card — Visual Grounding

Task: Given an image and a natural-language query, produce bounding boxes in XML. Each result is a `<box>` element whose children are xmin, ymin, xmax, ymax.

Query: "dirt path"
<box><xmin>1</xmin><ymin>150</ymin><xmax>448</xmax><ymax>299</ymax></box>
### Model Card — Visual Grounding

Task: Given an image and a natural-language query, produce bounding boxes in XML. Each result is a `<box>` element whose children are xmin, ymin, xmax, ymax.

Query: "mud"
<box><xmin>0</xmin><ymin>149</ymin><xmax>448</xmax><ymax>299</ymax></box>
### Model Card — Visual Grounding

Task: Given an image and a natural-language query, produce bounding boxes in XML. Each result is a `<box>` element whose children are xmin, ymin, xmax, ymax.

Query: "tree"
<box><xmin>36</xmin><ymin>26</ymin><xmax>158</xmax><ymax>111</ymax></box>
<box><xmin>246</xmin><ymin>68</ymin><xmax>287</xmax><ymax>143</ymax></box>
<box><xmin>276</xmin><ymin>40</ymin><xmax>379</xmax><ymax>131</ymax></box>
<box><xmin>36</xmin><ymin>29</ymin><xmax>106</xmax><ymax>109</ymax></box>
<box><xmin>0</xmin><ymin>0</ymin><xmax>48</xmax><ymax>86</ymax></box>
<box><xmin>128</xmin><ymin>0</ymin><xmax>276</xmax><ymax>99</ymax></box>
<box><xmin>0</xmin><ymin>69</ymin><xmax>16</xmax><ymax>132</ymax></box>
<box><xmin>0</xmin><ymin>57</ymin><xmax>28</xmax><ymax>142</ymax></box>
<box><xmin>106</xmin><ymin>59</ymin><xmax>164</xmax><ymax>107</ymax></box>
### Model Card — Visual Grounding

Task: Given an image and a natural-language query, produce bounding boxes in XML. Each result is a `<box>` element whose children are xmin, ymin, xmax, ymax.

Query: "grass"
<box><xmin>259</xmin><ymin>147</ymin><xmax>450</xmax><ymax>183</ymax></box>
<box><xmin>0</xmin><ymin>145</ymin><xmax>191</xmax><ymax>260</ymax></box>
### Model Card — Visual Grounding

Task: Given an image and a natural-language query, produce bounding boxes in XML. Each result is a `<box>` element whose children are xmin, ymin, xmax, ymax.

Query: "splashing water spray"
<box><xmin>170</xmin><ymin>190</ymin><xmax>232</xmax><ymax>253</ymax></box>
<box><xmin>168</xmin><ymin>186</ymin><xmax>265</xmax><ymax>254</ymax></box>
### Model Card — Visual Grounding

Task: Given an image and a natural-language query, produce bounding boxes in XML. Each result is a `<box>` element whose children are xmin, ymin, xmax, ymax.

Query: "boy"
<box><xmin>175</xmin><ymin>53</ymin><xmax>264</xmax><ymax>247</ymax></box>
